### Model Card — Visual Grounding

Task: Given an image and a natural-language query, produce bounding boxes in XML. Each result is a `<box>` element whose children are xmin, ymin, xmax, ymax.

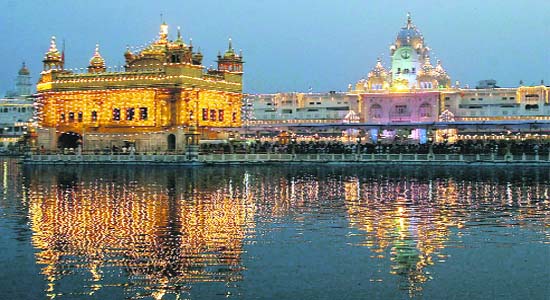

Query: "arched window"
<box><xmin>419</xmin><ymin>103</ymin><xmax>432</xmax><ymax>118</ymax></box>
<box><xmin>370</xmin><ymin>104</ymin><xmax>383</xmax><ymax>120</ymax></box>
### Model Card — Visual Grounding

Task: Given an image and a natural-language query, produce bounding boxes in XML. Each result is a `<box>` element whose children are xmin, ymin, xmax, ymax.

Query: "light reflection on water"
<box><xmin>0</xmin><ymin>160</ymin><xmax>549</xmax><ymax>299</ymax></box>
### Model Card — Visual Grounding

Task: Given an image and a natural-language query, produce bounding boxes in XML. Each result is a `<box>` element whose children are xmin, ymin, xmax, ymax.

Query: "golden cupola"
<box><xmin>172</xmin><ymin>27</ymin><xmax>187</xmax><ymax>48</ymax></box>
<box><xmin>88</xmin><ymin>44</ymin><xmax>106</xmax><ymax>73</ymax></box>
<box><xmin>43</xmin><ymin>36</ymin><xmax>64</xmax><ymax>71</ymax></box>
<box><xmin>192</xmin><ymin>47</ymin><xmax>204</xmax><ymax>65</ymax></box>
<box><xmin>217</xmin><ymin>38</ymin><xmax>244</xmax><ymax>72</ymax></box>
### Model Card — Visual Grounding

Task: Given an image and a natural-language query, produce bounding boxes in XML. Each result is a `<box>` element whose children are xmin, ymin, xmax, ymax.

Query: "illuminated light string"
<box><xmin>35</xmin><ymin>87</ymin><xmax>241</xmax><ymax>135</ymax></box>
<box><xmin>38</xmin><ymin>72</ymin><xmax>241</xmax><ymax>88</ymax></box>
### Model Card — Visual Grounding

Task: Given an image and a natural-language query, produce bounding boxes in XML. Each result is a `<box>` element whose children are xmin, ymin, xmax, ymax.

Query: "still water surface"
<box><xmin>0</xmin><ymin>159</ymin><xmax>549</xmax><ymax>299</ymax></box>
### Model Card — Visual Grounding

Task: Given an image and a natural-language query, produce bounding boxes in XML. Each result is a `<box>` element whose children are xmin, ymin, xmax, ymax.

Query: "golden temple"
<box><xmin>35</xmin><ymin>23</ymin><xmax>244</xmax><ymax>152</ymax></box>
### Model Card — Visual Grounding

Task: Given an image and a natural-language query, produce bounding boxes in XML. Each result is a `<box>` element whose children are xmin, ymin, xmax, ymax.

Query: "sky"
<box><xmin>0</xmin><ymin>0</ymin><xmax>548</xmax><ymax>95</ymax></box>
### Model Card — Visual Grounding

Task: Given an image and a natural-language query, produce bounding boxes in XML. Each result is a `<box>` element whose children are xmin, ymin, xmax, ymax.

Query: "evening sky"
<box><xmin>0</xmin><ymin>0</ymin><xmax>548</xmax><ymax>94</ymax></box>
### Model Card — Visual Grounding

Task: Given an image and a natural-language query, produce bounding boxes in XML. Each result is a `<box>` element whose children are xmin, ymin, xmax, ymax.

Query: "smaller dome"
<box><xmin>368</xmin><ymin>58</ymin><xmax>388</xmax><ymax>78</ymax></box>
<box><xmin>193</xmin><ymin>50</ymin><xmax>203</xmax><ymax>59</ymax></box>
<box><xmin>192</xmin><ymin>50</ymin><xmax>204</xmax><ymax>65</ymax></box>
<box><xmin>89</xmin><ymin>44</ymin><xmax>106</xmax><ymax>68</ymax></box>
<box><xmin>18</xmin><ymin>62</ymin><xmax>30</xmax><ymax>75</ymax></box>
<box><xmin>124</xmin><ymin>46</ymin><xmax>133</xmax><ymax>58</ymax></box>
<box><xmin>172</xmin><ymin>26</ymin><xmax>188</xmax><ymax>47</ymax></box>
<box><xmin>223</xmin><ymin>38</ymin><xmax>240</xmax><ymax>59</ymax></box>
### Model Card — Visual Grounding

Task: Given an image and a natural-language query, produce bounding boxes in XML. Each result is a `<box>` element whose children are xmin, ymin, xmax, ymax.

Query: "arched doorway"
<box><xmin>58</xmin><ymin>132</ymin><xmax>82</xmax><ymax>150</ymax></box>
<box><xmin>167</xmin><ymin>134</ymin><xmax>176</xmax><ymax>152</ymax></box>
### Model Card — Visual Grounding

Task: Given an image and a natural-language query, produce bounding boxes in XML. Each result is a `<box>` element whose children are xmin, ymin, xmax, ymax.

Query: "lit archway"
<box><xmin>58</xmin><ymin>132</ymin><xmax>82</xmax><ymax>149</ymax></box>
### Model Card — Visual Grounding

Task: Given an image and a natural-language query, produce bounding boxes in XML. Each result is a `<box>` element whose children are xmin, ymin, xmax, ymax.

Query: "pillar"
<box><xmin>185</xmin><ymin>125</ymin><xmax>200</xmax><ymax>161</ymax></box>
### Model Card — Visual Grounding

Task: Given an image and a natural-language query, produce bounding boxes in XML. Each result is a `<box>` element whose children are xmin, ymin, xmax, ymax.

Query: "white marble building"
<box><xmin>0</xmin><ymin>63</ymin><xmax>35</xmax><ymax>150</ymax></box>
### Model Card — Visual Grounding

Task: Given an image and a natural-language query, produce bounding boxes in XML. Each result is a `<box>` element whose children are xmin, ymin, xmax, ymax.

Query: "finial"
<box><xmin>177</xmin><ymin>26</ymin><xmax>182</xmax><ymax>39</ymax></box>
<box><xmin>228</xmin><ymin>37</ymin><xmax>233</xmax><ymax>50</ymax></box>
<box><xmin>189</xmin><ymin>37</ymin><xmax>193</xmax><ymax>47</ymax></box>
<box><xmin>49</xmin><ymin>36</ymin><xmax>58</xmax><ymax>52</ymax></box>
<box><xmin>406</xmin><ymin>12</ymin><xmax>412</xmax><ymax>29</ymax></box>
<box><xmin>94</xmin><ymin>43</ymin><xmax>100</xmax><ymax>56</ymax></box>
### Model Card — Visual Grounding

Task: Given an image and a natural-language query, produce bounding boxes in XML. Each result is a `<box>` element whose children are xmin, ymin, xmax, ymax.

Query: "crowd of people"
<box><xmin>200</xmin><ymin>140</ymin><xmax>550</xmax><ymax>156</ymax></box>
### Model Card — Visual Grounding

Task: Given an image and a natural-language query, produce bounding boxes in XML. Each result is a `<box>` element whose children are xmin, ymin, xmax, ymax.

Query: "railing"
<box><xmin>25</xmin><ymin>152</ymin><xmax>550</xmax><ymax>165</ymax></box>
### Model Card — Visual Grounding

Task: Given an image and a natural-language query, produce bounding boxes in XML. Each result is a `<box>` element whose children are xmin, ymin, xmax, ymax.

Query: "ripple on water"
<box><xmin>0</xmin><ymin>161</ymin><xmax>548</xmax><ymax>299</ymax></box>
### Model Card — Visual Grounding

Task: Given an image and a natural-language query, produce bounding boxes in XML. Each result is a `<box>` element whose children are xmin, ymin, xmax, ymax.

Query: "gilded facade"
<box><xmin>36</xmin><ymin>23</ymin><xmax>244</xmax><ymax>151</ymax></box>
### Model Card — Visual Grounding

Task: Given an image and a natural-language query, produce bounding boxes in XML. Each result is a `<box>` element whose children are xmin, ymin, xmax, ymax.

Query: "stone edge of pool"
<box><xmin>20</xmin><ymin>153</ymin><xmax>550</xmax><ymax>166</ymax></box>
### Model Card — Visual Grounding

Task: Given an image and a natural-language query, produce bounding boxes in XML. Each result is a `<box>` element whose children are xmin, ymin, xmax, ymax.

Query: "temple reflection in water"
<box><xmin>14</xmin><ymin>164</ymin><xmax>550</xmax><ymax>299</ymax></box>
<box><xmin>24</xmin><ymin>166</ymin><xmax>256</xmax><ymax>299</ymax></box>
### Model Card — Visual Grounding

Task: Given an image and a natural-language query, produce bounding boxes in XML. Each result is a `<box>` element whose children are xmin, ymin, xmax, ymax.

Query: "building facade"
<box><xmin>0</xmin><ymin>63</ymin><xmax>34</xmax><ymax>151</ymax></box>
<box><xmin>442</xmin><ymin>86</ymin><xmax>549</xmax><ymax>122</ymax></box>
<box><xmin>36</xmin><ymin>23</ymin><xmax>244</xmax><ymax>152</ymax></box>
<box><xmin>245</xmin><ymin>13</ymin><xmax>548</xmax><ymax>143</ymax></box>
<box><xmin>245</xmin><ymin>92</ymin><xmax>360</xmax><ymax>126</ymax></box>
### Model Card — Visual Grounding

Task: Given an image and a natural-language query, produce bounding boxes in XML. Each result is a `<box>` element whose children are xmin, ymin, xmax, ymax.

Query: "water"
<box><xmin>0</xmin><ymin>159</ymin><xmax>549</xmax><ymax>299</ymax></box>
